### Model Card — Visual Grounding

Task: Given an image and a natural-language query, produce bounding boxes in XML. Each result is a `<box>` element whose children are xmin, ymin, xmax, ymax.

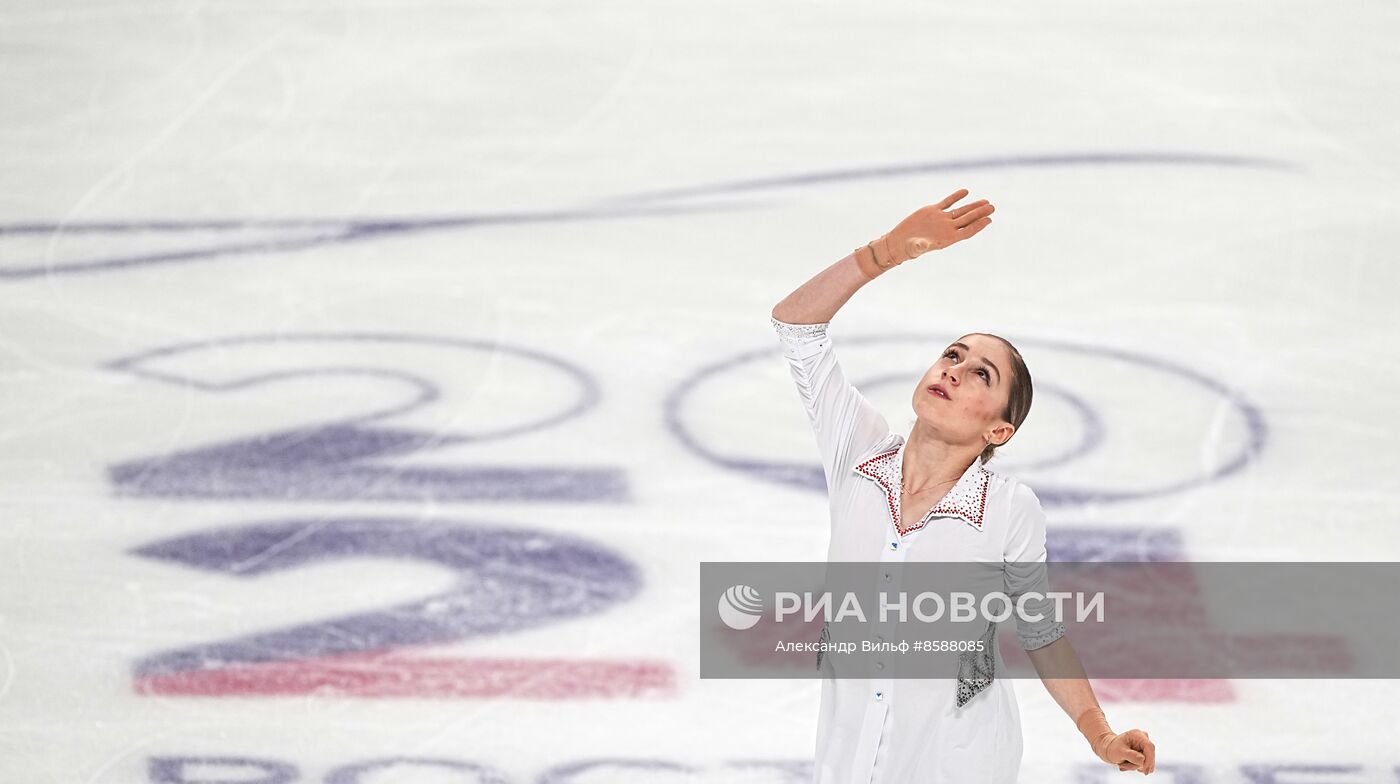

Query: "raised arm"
<box><xmin>771</xmin><ymin>188</ymin><xmax>995</xmax><ymax>325</ymax></box>
<box><xmin>769</xmin><ymin>189</ymin><xmax>996</xmax><ymax>490</ymax></box>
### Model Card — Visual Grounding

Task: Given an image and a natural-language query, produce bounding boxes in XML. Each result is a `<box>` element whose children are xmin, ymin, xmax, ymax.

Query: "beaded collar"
<box><xmin>853</xmin><ymin>439</ymin><xmax>992</xmax><ymax>536</ymax></box>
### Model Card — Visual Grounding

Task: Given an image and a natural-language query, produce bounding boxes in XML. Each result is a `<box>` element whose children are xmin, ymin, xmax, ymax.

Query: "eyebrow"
<box><xmin>950</xmin><ymin>342</ymin><xmax>1001</xmax><ymax>384</ymax></box>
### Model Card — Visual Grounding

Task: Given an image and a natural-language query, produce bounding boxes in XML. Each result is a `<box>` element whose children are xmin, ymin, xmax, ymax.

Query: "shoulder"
<box><xmin>985</xmin><ymin>468</ymin><xmax>1045</xmax><ymax>523</ymax></box>
<box><xmin>981</xmin><ymin>462</ymin><xmax>1037</xmax><ymax>500</ymax></box>
<box><xmin>845</xmin><ymin>428</ymin><xmax>901</xmax><ymax>464</ymax></box>
<box><xmin>985</xmin><ymin>471</ymin><xmax>1050</xmax><ymax>559</ymax></box>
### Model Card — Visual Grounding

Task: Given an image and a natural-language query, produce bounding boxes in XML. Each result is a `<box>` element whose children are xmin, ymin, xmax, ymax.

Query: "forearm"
<box><xmin>771</xmin><ymin>247</ymin><xmax>890</xmax><ymax>325</ymax></box>
<box><xmin>1028</xmin><ymin>635</ymin><xmax>1155</xmax><ymax>771</ymax></box>
<box><xmin>1025</xmin><ymin>635</ymin><xmax>1102</xmax><ymax>727</ymax></box>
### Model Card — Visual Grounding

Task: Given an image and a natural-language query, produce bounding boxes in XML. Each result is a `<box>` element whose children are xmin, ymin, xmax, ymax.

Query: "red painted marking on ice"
<box><xmin>994</xmin><ymin>563</ymin><xmax>1354</xmax><ymax>704</ymax></box>
<box><xmin>134</xmin><ymin>653</ymin><xmax>677</xmax><ymax>699</ymax></box>
<box><xmin>1038</xmin><ymin>564</ymin><xmax>1353</xmax><ymax>679</ymax></box>
<box><xmin>717</xmin><ymin>615</ymin><xmax>825</xmax><ymax>667</ymax></box>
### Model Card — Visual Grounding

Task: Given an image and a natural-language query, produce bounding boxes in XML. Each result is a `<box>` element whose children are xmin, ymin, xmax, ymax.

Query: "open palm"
<box><xmin>883</xmin><ymin>188</ymin><xmax>995</xmax><ymax>264</ymax></box>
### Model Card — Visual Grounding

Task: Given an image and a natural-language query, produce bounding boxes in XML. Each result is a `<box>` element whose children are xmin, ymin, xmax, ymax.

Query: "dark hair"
<box><xmin>972</xmin><ymin>333</ymin><xmax>1033</xmax><ymax>464</ymax></box>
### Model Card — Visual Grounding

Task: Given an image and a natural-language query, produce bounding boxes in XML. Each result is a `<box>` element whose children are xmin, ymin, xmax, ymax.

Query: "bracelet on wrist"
<box><xmin>853</xmin><ymin>243</ymin><xmax>882</xmax><ymax>279</ymax></box>
<box><xmin>857</xmin><ymin>240</ymin><xmax>898</xmax><ymax>269</ymax></box>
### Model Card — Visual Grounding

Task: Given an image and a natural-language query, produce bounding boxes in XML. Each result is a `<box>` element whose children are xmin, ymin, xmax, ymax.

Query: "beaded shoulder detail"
<box><xmin>770</xmin><ymin>317</ymin><xmax>829</xmax><ymax>340</ymax></box>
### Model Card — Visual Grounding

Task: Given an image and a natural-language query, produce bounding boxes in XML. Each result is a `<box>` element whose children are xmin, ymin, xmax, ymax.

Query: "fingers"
<box><xmin>935</xmin><ymin>188</ymin><xmax>970</xmax><ymax>210</ymax></box>
<box><xmin>949</xmin><ymin>199</ymin><xmax>989</xmax><ymax>220</ymax></box>
<box><xmin>954</xmin><ymin>203</ymin><xmax>995</xmax><ymax>228</ymax></box>
<box><xmin>956</xmin><ymin>217</ymin><xmax>992</xmax><ymax>239</ymax></box>
<box><xmin>1114</xmin><ymin>729</ymin><xmax>1155</xmax><ymax>775</ymax></box>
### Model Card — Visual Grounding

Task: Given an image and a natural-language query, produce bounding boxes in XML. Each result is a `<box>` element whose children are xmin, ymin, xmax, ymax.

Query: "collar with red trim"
<box><xmin>852</xmin><ymin>439</ymin><xmax>992</xmax><ymax>535</ymax></box>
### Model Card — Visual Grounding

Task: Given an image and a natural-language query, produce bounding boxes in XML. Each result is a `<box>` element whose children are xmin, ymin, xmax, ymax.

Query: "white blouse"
<box><xmin>771</xmin><ymin>315</ymin><xmax>1066</xmax><ymax>784</ymax></box>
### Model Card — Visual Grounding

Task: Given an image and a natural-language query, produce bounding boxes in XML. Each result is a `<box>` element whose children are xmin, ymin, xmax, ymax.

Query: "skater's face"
<box><xmin>910</xmin><ymin>333</ymin><xmax>1016</xmax><ymax>450</ymax></box>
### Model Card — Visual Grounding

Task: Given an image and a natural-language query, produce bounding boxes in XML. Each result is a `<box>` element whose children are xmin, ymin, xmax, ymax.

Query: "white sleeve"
<box><xmin>1003</xmin><ymin>482</ymin><xmax>1067</xmax><ymax>650</ymax></box>
<box><xmin>771</xmin><ymin>316</ymin><xmax>892</xmax><ymax>491</ymax></box>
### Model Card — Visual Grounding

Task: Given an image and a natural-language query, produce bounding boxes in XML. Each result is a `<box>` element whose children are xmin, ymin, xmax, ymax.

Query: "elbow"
<box><xmin>771</xmin><ymin>298</ymin><xmax>799</xmax><ymax>324</ymax></box>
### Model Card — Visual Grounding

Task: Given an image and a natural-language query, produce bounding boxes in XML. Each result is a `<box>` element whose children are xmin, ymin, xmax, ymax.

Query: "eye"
<box><xmin>944</xmin><ymin>350</ymin><xmax>991</xmax><ymax>384</ymax></box>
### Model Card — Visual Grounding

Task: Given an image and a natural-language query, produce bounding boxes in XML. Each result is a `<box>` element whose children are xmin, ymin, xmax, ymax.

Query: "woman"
<box><xmin>770</xmin><ymin>189</ymin><xmax>1156</xmax><ymax>782</ymax></box>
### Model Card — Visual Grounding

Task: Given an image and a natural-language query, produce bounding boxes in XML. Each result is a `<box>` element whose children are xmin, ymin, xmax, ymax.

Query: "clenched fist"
<box><xmin>1102</xmin><ymin>728</ymin><xmax>1157</xmax><ymax>774</ymax></box>
<box><xmin>1078</xmin><ymin>707</ymin><xmax>1157</xmax><ymax>775</ymax></box>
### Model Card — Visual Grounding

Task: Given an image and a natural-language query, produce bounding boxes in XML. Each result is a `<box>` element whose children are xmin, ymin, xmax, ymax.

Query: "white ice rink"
<box><xmin>3</xmin><ymin>1</ymin><xmax>1400</xmax><ymax>781</ymax></box>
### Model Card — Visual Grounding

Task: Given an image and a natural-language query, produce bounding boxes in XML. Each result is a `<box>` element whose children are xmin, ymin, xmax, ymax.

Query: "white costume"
<box><xmin>771</xmin><ymin>317</ymin><xmax>1066</xmax><ymax>784</ymax></box>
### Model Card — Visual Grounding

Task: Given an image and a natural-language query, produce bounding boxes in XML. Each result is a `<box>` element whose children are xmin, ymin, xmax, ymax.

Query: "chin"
<box><xmin>911</xmin><ymin>407</ymin><xmax>941</xmax><ymax>426</ymax></box>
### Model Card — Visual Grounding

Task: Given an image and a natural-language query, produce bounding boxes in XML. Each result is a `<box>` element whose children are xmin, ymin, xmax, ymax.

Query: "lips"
<box><xmin>929</xmin><ymin>384</ymin><xmax>950</xmax><ymax>400</ymax></box>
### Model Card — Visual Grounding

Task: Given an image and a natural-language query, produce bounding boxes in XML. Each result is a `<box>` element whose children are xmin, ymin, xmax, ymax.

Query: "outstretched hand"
<box><xmin>880</xmin><ymin>188</ymin><xmax>995</xmax><ymax>265</ymax></box>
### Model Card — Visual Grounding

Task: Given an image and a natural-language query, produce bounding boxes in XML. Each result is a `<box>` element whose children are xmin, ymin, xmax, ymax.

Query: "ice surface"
<box><xmin>2</xmin><ymin>1</ymin><xmax>1399</xmax><ymax>781</ymax></box>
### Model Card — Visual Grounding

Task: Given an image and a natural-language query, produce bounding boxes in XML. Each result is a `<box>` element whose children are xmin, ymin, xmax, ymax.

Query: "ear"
<box><xmin>988</xmin><ymin>422</ymin><xmax>1015</xmax><ymax>447</ymax></box>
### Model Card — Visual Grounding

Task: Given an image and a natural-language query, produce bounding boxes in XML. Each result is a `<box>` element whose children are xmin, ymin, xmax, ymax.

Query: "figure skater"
<box><xmin>770</xmin><ymin>188</ymin><xmax>1156</xmax><ymax>782</ymax></box>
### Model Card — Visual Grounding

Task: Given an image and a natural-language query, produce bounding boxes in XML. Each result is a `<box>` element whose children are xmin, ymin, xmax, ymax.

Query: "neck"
<box><xmin>901</xmin><ymin>420</ymin><xmax>981</xmax><ymax>492</ymax></box>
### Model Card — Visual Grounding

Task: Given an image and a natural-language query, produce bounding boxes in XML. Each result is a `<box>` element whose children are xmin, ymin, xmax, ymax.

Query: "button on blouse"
<box><xmin>772</xmin><ymin>316</ymin><xmax>1066</xmax><ymax>784</ymax></box>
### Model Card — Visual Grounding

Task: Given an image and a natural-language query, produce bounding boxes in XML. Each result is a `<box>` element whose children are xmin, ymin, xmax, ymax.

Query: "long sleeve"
<box><xmin>1003</xmin><ymin>482</ymin><xmax>1067</xmax><ymax>650</ymax></box>
<box><xmin>771</xmin><ymin>316</ymin><xmax>892</xmax><ymax>492</ymax></box>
